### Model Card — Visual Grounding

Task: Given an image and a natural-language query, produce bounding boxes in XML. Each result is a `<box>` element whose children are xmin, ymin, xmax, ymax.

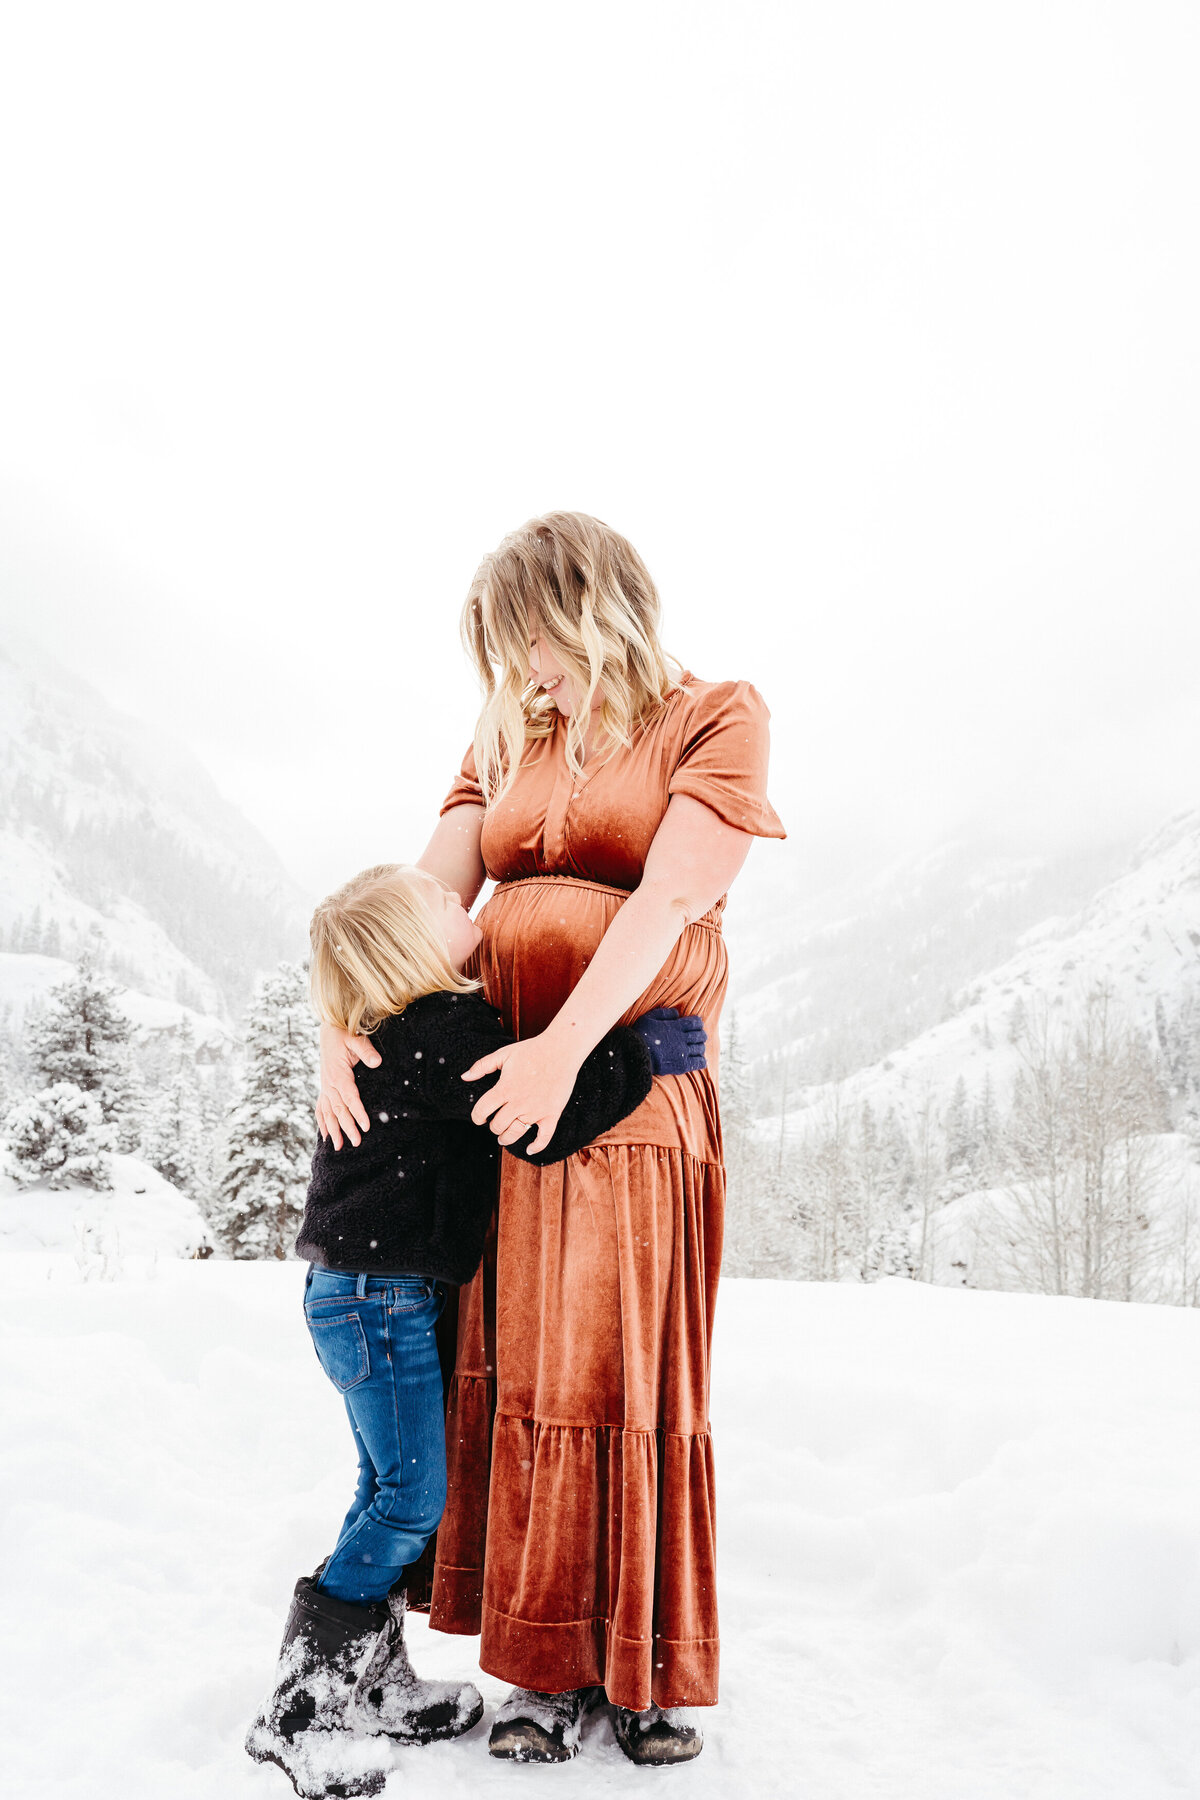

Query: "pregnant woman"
<box><xmin>317</xmin><ymin>511</ymin><xmax>784</xmax><ymax>1766</ymax></box>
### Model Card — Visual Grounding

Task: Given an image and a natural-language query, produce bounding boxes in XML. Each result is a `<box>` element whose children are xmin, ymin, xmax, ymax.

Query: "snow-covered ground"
<box><xmin>0</xmin><ymin>1154</ymin><xmax>211</xmax><ymax>1262</ymax></box>
<box><xmin>1</xmin><ymin>1264</ymin><xmax>1198</xmax><ymax>1799</ymax></box>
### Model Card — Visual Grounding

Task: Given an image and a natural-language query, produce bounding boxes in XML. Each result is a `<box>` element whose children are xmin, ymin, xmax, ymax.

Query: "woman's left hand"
<box><xmin>461</xmin><ymin>1032</ymin><xmax>581</xmax><ymax>1154</ymax></box>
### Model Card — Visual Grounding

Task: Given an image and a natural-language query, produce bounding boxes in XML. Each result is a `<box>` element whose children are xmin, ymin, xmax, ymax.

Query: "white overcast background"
<box><xmin>0</xmin><ymin>2</ymin><xmax>1197</xmax><ymax>898</ymax></box>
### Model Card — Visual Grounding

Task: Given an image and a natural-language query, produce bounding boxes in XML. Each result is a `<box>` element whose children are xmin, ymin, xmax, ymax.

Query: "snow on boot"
<box><xmin>245</xmin><ymin>1575</ymin><xmax>396</xmax><ymax>1799</ymax></box>
<box><xmin>487</xmin><ymin>1685</ymin><xmax>601</xmax><ymax>1763</ymax></box>
<box><xmin>349</xmin><ymin>1586</ymin><xmax>483</xmax><ymax>1744</ymax></box>
<box><xmin>613</xmin><ymin>1703</ymin><xmax>704</xmax><ymax>1765</ymax></box>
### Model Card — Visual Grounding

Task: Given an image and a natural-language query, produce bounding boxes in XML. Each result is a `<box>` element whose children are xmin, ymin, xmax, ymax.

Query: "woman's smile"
<box><xmin>528</xmin><ymin>634</ymin><xmax>605</xmax><ymax>719</ymax></box>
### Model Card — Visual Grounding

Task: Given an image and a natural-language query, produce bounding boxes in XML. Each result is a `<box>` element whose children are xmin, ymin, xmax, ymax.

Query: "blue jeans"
<box><xmin>303</xmin><ymin>1266</ymin><xmax>448</xmax><ymax>1606</ymax></box>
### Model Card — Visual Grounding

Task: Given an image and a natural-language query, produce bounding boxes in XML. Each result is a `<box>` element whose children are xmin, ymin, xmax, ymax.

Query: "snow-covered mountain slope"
<box><xmin>1</xmin><ymin>1267</ymin><xmax>1197</xmax><ymax>1798</ymax></box>
<box><xmin>779</xmin><ymin>806</ymin><xmax>1200</xmax><ymax>1130</ymax></box>
<box><xmin>725</xmin><ymin>828</ymin><xmax>1136</xmax><ymax>1081</ymax></box>
<box><xmin>0</xmin><ymin>637</ymin><xmax>306</xmax><ymax>1018</ymax></box>
<box><xmin>0</xmin><ymin>1153</ymin><xmax>211</xmax><ymax>1259</ymax></box>
<box><xmin>0</xmin><ymin>950</ymin><xmax>229</xmax><ymax>1053</ymax></box>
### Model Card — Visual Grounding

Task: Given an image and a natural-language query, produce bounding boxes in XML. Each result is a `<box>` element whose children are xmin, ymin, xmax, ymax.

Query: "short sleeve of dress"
<box><xmin>440</xmin><ymin>741</ymin><xmax>485</xmax><ymax>817</ymax></box>
<box><xmin>667</xmin><ymin>680</ymin><xmax>787</xmax><ymax>839</ymax></box>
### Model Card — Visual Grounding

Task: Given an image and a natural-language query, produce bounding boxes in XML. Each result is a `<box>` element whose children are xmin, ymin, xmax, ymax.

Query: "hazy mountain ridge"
<box><xmin>724</xmin><ymin>829</ymin><xmax>1139</xmax><ymax>1097</ymax></box>
<box><xmin>0</xmin><ymin>641</ymin><xmax>306</xmax><ymax>1018</ymax></box>
<box><xmin>771</xmin><ymin>804</ymin><xmax>1200</xmax><ymax>1133</ymax></box>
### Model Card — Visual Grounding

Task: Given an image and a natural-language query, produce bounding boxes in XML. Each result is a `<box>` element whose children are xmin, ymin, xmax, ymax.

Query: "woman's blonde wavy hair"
<box><xmin>309</xmin><ymin>864</ymin><xmax>478</xmax><ymax>1037</ymax></box>
<box><xmin>461</xmin><ymin>510</ymin><xmax>680</xmax><ymax>804</ymax></box>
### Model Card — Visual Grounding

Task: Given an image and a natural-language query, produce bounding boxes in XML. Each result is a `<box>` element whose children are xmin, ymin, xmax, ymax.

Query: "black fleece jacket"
<box><xmin>294</xmin><ymin>989</ymin><xmax>654</xmax><ymax>1284</ymax></box>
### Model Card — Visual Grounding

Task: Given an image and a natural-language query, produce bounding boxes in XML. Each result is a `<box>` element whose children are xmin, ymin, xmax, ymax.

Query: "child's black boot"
<box><xmin>349</xmin><ymin>1586</ymin><xmax>484</xmax><ymax>1743</ymax></box>
<box><xmin>245</xmin><ymin>1575</ymin><xmax>395</xmax><ymax>1798</ymax></box>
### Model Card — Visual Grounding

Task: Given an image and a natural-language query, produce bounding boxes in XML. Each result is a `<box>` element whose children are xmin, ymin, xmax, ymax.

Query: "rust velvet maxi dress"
<box><xmin>427</xmin><ymin>672</ymin><xmax>785</xmax><ymax>1711</ymax></box>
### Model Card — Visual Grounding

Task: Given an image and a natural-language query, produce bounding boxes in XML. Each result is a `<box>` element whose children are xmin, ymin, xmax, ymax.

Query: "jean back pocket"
<box><xmin>306</xmin><ymin>1310</ymin><xmax>370</xmax><ymax>1392</ymax></box>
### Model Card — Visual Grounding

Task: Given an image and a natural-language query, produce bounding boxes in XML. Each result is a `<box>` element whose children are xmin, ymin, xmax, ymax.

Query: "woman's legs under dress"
<box><xmin>431</xmin><ymin>1142</ymin><xmax>723</xmax><ymax>1711</ymax></box>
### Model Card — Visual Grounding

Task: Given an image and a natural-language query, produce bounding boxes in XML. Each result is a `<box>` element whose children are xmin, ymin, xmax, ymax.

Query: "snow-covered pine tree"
<box><xmin>944</xmin><ymin>1075</ymin><xmax>973</xmax><ymax>1172</ymax></box>
<box><xmin>24</xmin><ymin>906</ymin><xmax>44</xmax><ymax>955</ymax></box>
<box><xmin>879</xmin><ymin>1106</ymin><xmax>914</xmax><ymax>1204</ymax></box>
<box><xmin>215</xmin><ymin>962</ymin><xmax>319</xmax><ymax>1259</ymax></box>
<box><xmin>1157</xmin><ymin>990</ymin><xmax>1200</xmax><ymax>1138</ymax></box>
<box><xmin>140</xmin><ymin>1016</ymin><xmax>206</xmax><ymax>1200</ymax></box>
<box><xmin>1007</xmin><ymin>995</ymin><xmax>1028</xmax><ymax>1046</ymax></box>
<box><xmin>27</xmin><ymin>947</ymin><xmax>140</xmax><ymax>1146</ymax></box>
<box><xmin>0</xmin><ymin>1033</ymin><xmax>15</xmax><ymax>1122</ymax></box>
<box><xmin>909</xmin><ymin>1086</ymin><xmax>944</xmax><ymax>1282</ymax></box>
<box><xmin>795</xmin><ymin>1091</ymin><xmax>856</xmax><ymax>1280</ymax></box>
<box><xmin>198</xmin><ymin>1049</ymin><xmax>236</xmax><ymax>1200</ymax></box>
<box><xmin>938</xmin><ymin>1073</ymin><xmax>981</xmax><ymax>1204</ymax></box>
<box><xmin>720</xmin><ymin>1010</ymin><xmax>754</xmax><ymax>1191</ymax></box>
<box><xmin>851</xmin><ymin>1099</ymin><xmax>915</xmax><ymax>1279</ymax></box>
<box><xmin>850</xmin><ymin>1100</ymin><xmax>887</xmax><ymax>1278</ymax></box>
<box><xmin>1183</xmin><ymin>992</ymin><xmax>1200</xmax><ymax>1141</ymax></box>
<box><xmin>973</xmin><ymin>1069</ymin><xmax>1002</xmax><ymax>1184</ymax></box>
<box><xmin>2</xmin><ymin>1082</ymin><xmax>112</xmax><ymax>1190</ymax></box>
<box><xmin>0</xmin><ymin>1006</ymin><xmax>34</xmax><ymax>1115</ymax></box>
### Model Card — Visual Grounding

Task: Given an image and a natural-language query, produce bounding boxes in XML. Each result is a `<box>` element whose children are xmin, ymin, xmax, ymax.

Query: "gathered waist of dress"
<box><xmin>490</xmin><ymin>872</ymin><xmax>725</xmax><ymax>931</ymax></box>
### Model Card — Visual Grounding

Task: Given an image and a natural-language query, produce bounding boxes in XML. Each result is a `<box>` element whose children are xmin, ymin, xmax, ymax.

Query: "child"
<box><xmin>247</xmin><ymin>862</ymin><xmax>706</xmax><ymax>1798</ymax></box>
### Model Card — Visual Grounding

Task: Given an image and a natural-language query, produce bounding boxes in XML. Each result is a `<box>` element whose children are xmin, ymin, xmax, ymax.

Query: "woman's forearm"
<box><xmin>459</xmin><ymin>797</ymin><xmax>753</xmax><ymax>1151</ymax></box>
<box><xmin>540</xmin><ymin>886</ymin><xmax>690</xmax><ymax>1067</ymax></box>
<box><xmin>540</xmin><ymin>792</ymin><xmax>756</xmax><ymax>1069</ymax></box>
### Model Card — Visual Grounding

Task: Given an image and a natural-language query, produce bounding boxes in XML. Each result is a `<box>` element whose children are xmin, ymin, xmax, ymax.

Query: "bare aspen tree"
<box><xmin>998</xmin><ymin>988</ymin><xmax>1171</xmax><ymax>1300</ymax></box>
<box><xmin>720</xmin><ymin>1011</ymin><xmax>752</xmax><ymax>1192</ymax></box>
<box><xmin>719</xmin><ymin>977</ymin><xmax>1191</xmax><ymax>1303</ymax></box>
<box><xmin>796</xmin><ymin>1088</ymin><xmax>855</xmax><ymax>1280</ymax></box>
<box><xmin>720</xmin><ymin>1016</ymin><xmax>810</xmax><ymax>1279</ymax></box>
<box><xmin>854</xmin><ymin>1101</ymin><xmax>884</xmax><ymax>1279</ymax></box>
<box><xmin>716</xmin><ymin>1011</ymin><xmax>763</xmax><ymax>1274</ymax></box>
<box><xmin>974</xmin><ymin>1069</ymin><xmax>1002</xmax><ymax>1185</ymax></box>
<box><xmin>1003</xmin><ymin>999</ymin><xmax>1074</xmax><ymax>1294</ymax></box>
<box><xmin>1175</xmin><ymin>1159</ymin><xmax>1200</xmax><ymax>1308</ymax></box>
<box><xmin>910</xmin><ymin>1083</ymin><xmax>943</xmax><ymax>1283</ymax></box>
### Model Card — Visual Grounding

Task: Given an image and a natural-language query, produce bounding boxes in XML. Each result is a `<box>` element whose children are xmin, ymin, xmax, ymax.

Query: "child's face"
<box><xmin>415</xmin><ymin>872</ymin><xmax>482</xmax><ymax>969</ymax></box>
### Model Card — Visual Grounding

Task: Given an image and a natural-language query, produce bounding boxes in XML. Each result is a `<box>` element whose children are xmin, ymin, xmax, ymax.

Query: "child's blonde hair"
<box><xmin>309</xmin><ymin>864</ymin><xmax>478</xmax><ymax>1037</ymax></box>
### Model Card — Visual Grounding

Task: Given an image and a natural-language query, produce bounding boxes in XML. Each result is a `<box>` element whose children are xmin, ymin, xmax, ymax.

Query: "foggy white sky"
<box><xmin>1</xmin><ymin>2</ymin><xmax>1198</xmax><ymax>898</ymax></box>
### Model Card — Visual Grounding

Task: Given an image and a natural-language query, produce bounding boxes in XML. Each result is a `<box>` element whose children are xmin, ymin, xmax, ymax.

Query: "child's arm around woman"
<box><xmin>295</xmin><ymin>863</ymin><xmax>704</xmax><ymax>1285</ymax></box>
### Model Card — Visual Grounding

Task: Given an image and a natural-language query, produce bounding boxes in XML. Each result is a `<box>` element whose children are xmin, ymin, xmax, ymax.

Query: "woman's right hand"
<box><xmin>316</xmin><ymin>1022</ymin><xmax>382</xmax><ymax>1150</ymax></box>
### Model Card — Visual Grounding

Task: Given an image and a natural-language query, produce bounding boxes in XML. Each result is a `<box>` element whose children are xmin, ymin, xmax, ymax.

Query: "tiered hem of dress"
<box><xmin>430</xmin><ymin>1143</ymin><xmax>724</xmax><ymax>1710</ymax></box>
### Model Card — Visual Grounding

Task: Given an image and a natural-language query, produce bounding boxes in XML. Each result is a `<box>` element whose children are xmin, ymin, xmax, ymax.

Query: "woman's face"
<box><xmin>528</xmin><ymin>632</ymin><xmax>603</xmax><ymax>719</ymax></box>
<box><xmin>414</xmin><ymin>873</ymin><xmax>482</xmax><ymax>970</ymax></box>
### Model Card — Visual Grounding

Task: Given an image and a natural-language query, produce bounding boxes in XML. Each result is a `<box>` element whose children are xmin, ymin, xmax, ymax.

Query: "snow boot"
<box><xmin>349</xmin><ymin>1586</ymin><xmax>484</xmax><ymax>1743</ymax></box>
<box><xmin>245</xmin><ymin>1575</ymin><xmax>395</xmax><ymax>1799</ymax></box>
<box><xmin>487</xmin><ymin>1685</ymin><xmax>602</xmax><ymax>1763</ymax></box>
<box><xmin>612</xmin><ymin>1703</ymin><xmax>704</xmax><ymax>1765</ymax></box>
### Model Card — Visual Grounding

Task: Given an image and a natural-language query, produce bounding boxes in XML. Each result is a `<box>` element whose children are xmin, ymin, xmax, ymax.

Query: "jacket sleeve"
<box><xmin>514</xmin><ymin>1027</ymin><xmax>654</xmax><ymax>1165</ymax></box>
<box><xmin>304</xmin><ymin>1052</ymin><xmax>393</xmax><ymax>1203</ymax></box>
<box><xmin>422</xmin><ymin>1001</ymin><xmax>653</xmax><ymax>1161</ymax></box>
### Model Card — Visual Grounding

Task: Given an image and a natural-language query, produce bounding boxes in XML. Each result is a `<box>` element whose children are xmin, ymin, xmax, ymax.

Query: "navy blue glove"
<box><xmin>630</xmin><ymin>1006</ymin><xmax>707</xmax><ymax>1076</ymax></box>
